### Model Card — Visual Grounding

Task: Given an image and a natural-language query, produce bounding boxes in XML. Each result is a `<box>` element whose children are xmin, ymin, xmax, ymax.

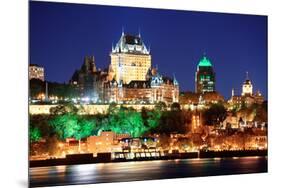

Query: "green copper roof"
<box><xmin>198</xmin><ymin>56</ymin><xmax>212</xmax><ymax>67</ymax></box>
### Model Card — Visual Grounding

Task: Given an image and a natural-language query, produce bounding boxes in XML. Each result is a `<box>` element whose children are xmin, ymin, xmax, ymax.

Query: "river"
<box><xmin>30</xmin><ymin>156</ymin><xmax>267</xmax><ymax>187</ymax></box>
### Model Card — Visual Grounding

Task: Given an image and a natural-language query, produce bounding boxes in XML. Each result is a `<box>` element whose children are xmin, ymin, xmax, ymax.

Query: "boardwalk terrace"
<box><xmin>29</xmin><ymin>104</ymin><xmax>155</xmax><ymax>115</ymax></box>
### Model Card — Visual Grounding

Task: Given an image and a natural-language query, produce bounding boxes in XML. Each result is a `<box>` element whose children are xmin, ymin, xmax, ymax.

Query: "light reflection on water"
<box><xmin>30</xmin><ymin>156</ymin><xmax>267</xmax><ymax>187</ymax></box>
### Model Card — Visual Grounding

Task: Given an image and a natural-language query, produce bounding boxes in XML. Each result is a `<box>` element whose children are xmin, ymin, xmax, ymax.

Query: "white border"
<box><xmin>1</xmin><ymin>0</ymin><xmax>280</xmax><ymax>188</ymax></box>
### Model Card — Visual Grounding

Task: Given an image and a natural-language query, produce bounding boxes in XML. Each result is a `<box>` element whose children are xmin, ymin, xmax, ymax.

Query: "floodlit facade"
<box><xmin>110</xmin><ymin>32</ymin><xmax>151</xmax><ymax>84</ymax></box>
<box><xmin>242</xmin><ymin>72</ymin><xmax>253</xmax><ymax>96</ymax></box>
<box><xmin>228</xmin><ymin>73</ymin><xmax>264</xmax><ymax>108</ymax></box>
<box><xmin>29</xmin><ymin>64</ymin><xmax>45</xmax><ymax>81</ymax></box>
<box><xmin>104</xmin><ymin>69</ymin><xmax>179</xmax><ymax>104</ymax></box>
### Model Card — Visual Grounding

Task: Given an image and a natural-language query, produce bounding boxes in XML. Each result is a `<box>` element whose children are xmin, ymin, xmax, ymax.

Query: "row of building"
<box><xmin>68</xmin><ymin>32</ymin><xmax>179</xmax><ymax>105</ymax></box>
<box><xmin>29</xmin><ymin>31</ymin><xmax>264</xmax><ymax>106</ymax></box>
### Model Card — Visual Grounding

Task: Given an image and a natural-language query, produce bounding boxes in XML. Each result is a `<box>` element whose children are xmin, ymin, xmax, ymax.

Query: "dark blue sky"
<box><xmin>29</xmin><ymin>1</ymin><xmax>267</xmax><ymax>99</ymax></box>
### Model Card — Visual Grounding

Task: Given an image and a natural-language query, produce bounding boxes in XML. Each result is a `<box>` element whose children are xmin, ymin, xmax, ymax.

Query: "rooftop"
<box><xmin>112</xmin><ymin>32</ymin><xmax>149</xmax><ymax>55</ymax></box>
<box><xmin>198</xmin><ymin>56</ymin><xmax>212</xmax><ymax>67</ymax></box>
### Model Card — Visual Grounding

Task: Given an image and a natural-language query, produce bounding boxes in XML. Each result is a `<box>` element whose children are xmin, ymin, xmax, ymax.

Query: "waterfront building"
<box><xmin>87</xmin><ymin>131</ymin><xmax>116</xmax><ymax>154</ymax></box>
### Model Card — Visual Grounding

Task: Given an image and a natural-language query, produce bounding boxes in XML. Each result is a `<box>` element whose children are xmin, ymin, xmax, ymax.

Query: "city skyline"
<box><xmin>30</xmin><ymin>1</ymin><xmax>268</xmax><ymax>99</ymax></box>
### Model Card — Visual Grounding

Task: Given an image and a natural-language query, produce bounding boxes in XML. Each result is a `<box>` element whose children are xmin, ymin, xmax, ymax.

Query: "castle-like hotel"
<box><xmin>29</xmin><ymin>30</ymin><xmax>265</xmax><ymax>110</ymax></box>
<box><xmin>70</xmin><ymin>31</ymin><xmax>179</xmax><ymax>105</ymax></box>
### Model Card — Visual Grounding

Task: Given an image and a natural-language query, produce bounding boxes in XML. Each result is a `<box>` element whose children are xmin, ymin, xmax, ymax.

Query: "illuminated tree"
<box><xmin>125</xmin><ymin>110</ymin><xmax>146</xmax><ymax>137</ymax></box>
<box><xmin>100</xmin><ymin>107</ymin><xmax>146</xmax><ymax>137</ymax></box>
<box><xmin>29</xmin><ymin>115</ymin><xmax>53</xmax><ymax>138</ymax></box>
<box><xmin>30</xmin><ymin>126</ymin><xmax>42</xmax><ymax>143</ymax></box>
<box><xmin>147</xmin><ymin>110</ymin><xmax>161</xmax><ymax>130</ymax></box>
<box><xmin>49</xmin><ymin>113</ymin><xmax>95</xmax><ymax>151</ymax></box>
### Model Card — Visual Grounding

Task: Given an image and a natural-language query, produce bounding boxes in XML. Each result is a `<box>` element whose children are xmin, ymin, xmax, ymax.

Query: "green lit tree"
<box><xmin>30</xmin><ymin>126</ymin><xmax>42</xmax><ymax>143</ymax></box>
<box><xmin>126</xmin><ymin>110</ymin><xmax>146</xmax><ymax>137</ymax></box>
<box><xmin>74</xmin><ymin>117</ymin><xmax>95</xmax><ymax>151</ymax></box>
<box><xmin>49</xmin><ymin>114</ymin><xmax>95</xmax><ymax>152</ymax></box>
<box><xmin>147</xmin><ymin>110</ymin><xmax>162</xmax><ymax>130</ymax></box>
<box><xmin>100</xmin><ymin>107</ymin><xmax>146</xmax><ymax>137</ymax></box>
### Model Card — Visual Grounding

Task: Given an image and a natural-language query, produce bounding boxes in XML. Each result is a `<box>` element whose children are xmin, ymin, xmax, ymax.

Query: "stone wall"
<box><xmin>29</xmin><ymin>104</ymin><xmax>155</xmax><ymax>115</ymax></box>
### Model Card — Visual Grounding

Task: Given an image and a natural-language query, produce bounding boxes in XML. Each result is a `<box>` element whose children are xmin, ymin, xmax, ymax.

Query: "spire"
<box><xmin>203</xmin><ymin>51</ymin><xmax>206</xmax><ymax>57</ymax></box>
<box><xmin>173</xmin><ymin>73</ymin><xmax>179</xmax><ymax>86</ymax></box>
<box><xmin>138</xmin><ymin>27</ymin><xmax>141</xmax><ymax>38</ymax></box>
<box><xmin>232</xmin><ymin>88</ymin><xmax>234</xmax><ymax>97</ymax></box>
<box><xmin>246</xmin><ymin>71</ymin><xmax>249</xmax><ymax>80</ymax></box>
<box><xmin>112</xmin><ymin>42</ymin><xmax>114</xmax><ymax>52</ymax></box>
<box><xmin>122</xmin><ymin>27</ymin><xmax>124</xmax><ymax>36</ymax></box>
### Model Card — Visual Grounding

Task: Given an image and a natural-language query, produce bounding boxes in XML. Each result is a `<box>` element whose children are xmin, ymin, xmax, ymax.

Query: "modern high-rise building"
<box><xmin>195</xmin><ymin>55</ymin><xmax>215</xmax><ymax>93</ymax></box>
<box><xmin>110</xmin><ymin>31</ymin><xmax>151</xmax><ymax>84</ymax></box>
<box><xmin>29</xmin><ymin>64</ymin><xmax>45</xmax><ymax>81</ymax></box>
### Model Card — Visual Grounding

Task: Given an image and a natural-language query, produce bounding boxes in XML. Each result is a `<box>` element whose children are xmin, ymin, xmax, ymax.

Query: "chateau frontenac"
<box><xmin>70</xmin><ymin>31</ymin><xmax>179</xmax><ymax>105</ymax></box>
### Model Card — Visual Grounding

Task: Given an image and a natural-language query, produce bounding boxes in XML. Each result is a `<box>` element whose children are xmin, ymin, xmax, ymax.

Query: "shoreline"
<box><xmin>29</xmin><ymin>149</ymin><xmax>267</xmax><ymax>168</ymax></box>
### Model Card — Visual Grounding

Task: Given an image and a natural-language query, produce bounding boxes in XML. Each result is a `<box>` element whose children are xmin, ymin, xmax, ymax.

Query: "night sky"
<box><xmin>29</xmin><ymin>1</ymin><xmax>268</xmax><ymax>99</ymax></box>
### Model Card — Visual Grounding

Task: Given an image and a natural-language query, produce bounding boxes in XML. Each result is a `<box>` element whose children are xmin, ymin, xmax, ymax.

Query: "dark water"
<box><xmin>30</xmin><ymin>156</ymin><xmax>267</xmax><ymax>187</ymax></box>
